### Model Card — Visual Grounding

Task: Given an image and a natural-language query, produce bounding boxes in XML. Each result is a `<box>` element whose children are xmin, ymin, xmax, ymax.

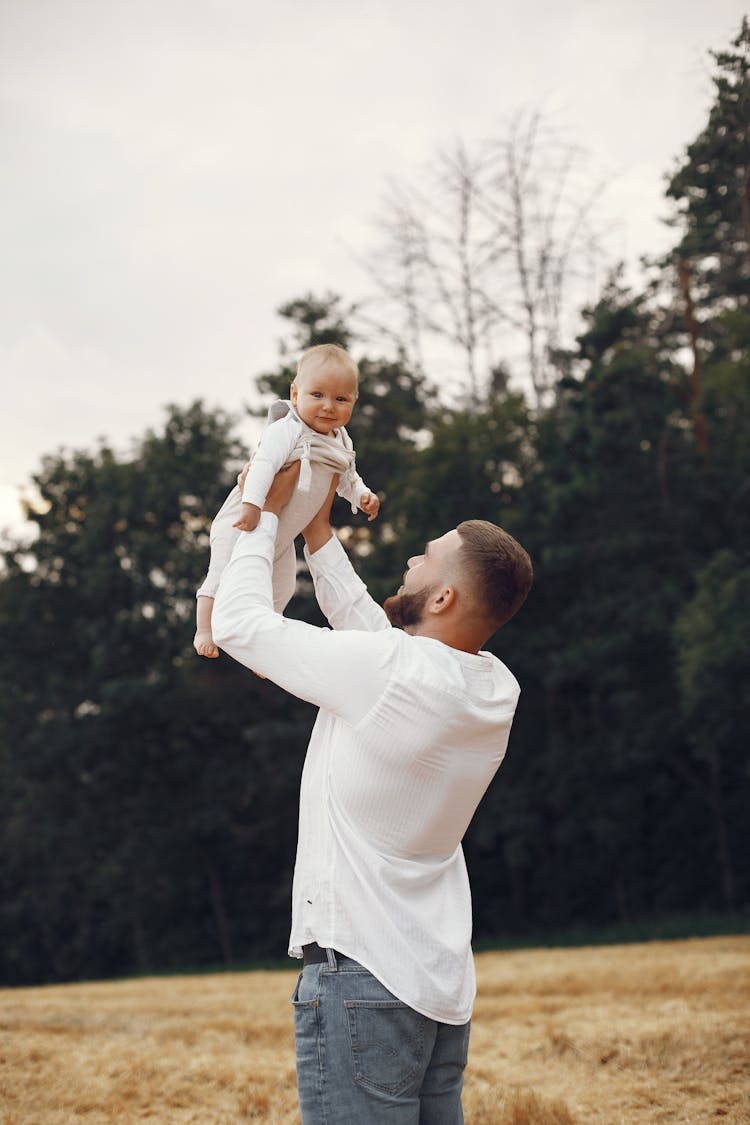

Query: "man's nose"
<box><xmin>406</xmin><ymin>554</ymin><xmax>422</xmax><ymax>569</ymax></box>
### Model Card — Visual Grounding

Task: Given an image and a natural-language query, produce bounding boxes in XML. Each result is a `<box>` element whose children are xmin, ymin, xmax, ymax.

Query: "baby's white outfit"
<box><xmin>197</xmin><ymin>401</ymin><xmax>371</xmax><ymax>612</ymax></box>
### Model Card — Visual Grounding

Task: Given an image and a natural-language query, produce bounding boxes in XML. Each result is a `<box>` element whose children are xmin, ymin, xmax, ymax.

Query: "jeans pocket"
<box><xmin>344</xmin><ymin>999</ymin><xmax>429</xmax><ymax>1097</ymax></box>
<box><xmin>291</xmin><ymin>966</ymin><xmax>320</xmax><ymax>1008</ymax></box>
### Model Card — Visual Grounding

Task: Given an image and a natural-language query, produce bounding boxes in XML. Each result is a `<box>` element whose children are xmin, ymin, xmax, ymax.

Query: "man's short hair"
<box><xmin>296</xmin><ymin>343</ymin><xmax>359</xmax><ymax>383</ymax></box>
<box><xmin>457</xmin><ymin>520</ymin><xmax>533</xmax><ymax>632</ymax></box>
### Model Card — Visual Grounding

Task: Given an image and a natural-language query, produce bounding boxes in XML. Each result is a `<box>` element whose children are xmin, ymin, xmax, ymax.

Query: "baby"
<box><xmin>194</xmin><ymin>343</ymin><xmax>380</xmax><ymax>658</ymax></box>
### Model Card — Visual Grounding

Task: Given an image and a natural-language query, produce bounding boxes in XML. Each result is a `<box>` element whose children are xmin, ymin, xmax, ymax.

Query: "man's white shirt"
<box><xmin>212</xmin><ymin>513</ymin><xmax>520</xmax><ymax>1024</ymax></box>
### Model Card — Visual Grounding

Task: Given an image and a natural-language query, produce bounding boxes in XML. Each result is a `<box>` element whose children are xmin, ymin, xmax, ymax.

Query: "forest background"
<box><xmin>1</xmin><ymin>22</ymin><xmax>748</xmax><ymax>987</ymax></box>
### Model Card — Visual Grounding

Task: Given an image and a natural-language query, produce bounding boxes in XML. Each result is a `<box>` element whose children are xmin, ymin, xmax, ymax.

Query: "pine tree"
<box><xmin>666</xmin><ymin>18</ymin><xmax>750</xmax><ymax>312</ymax></box>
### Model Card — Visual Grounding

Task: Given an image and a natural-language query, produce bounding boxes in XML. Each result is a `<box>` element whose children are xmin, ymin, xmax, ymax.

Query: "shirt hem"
<box><xmin>288</xmin><ymin>937</ymin><xmax>473</xmax><ymax>1025</ymax></box>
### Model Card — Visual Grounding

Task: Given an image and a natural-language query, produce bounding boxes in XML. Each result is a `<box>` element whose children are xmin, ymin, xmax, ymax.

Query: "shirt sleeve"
<box><xmin>241</xmin><ymin>417</ymin><xmax>299</xmax><ymax>507</ymax></box>
<box><xmin>212</xmin><ymin>513</ymin><xmax>390</xmax><ymax>724</ymax></box>
<box><xmin>304</xmin><ymin>534</ymin><xmax>391</xmax><ymax>633</ymax></box>
<box><xmin>336</xmin><ymin>468</ymin><xmax>370</xmax><ymax>511</ymax></box>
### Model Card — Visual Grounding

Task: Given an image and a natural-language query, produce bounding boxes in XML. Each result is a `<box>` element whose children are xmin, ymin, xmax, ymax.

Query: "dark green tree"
<box><xmin>674</xmin><ymin>549</ymin><xmax>750</xmax><ymax>909</ymax></box>
<box><xmin>666</xmin><ymin>17</ymin><xmax>750</xmax><ymax>311</ymax></box>
<box><xmin>0</xmin><ymin>403</ymin><xmax>310</xmax><ymax>983</ymax></box>
<box><xmin>475</xmin><ymin>283</ymin><xmax>711</xmax><ymax>931</ymax></box>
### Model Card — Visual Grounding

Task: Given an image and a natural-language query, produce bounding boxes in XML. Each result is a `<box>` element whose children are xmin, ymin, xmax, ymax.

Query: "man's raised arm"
<box><xmin>212</xmin><ymin>465</ymin><xmax>389</xmax><ymax>722</ymax></box>
<box><xmin>302</xmin><ymin>479</ymin><xmax>390</xmax><ymax>634</ymax></box>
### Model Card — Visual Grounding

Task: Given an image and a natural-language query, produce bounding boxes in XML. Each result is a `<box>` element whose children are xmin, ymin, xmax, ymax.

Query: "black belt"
<box><xmin>303</xmin><ymin>942</ymin><xmax>345</xmax><ymax>965</ymax></box>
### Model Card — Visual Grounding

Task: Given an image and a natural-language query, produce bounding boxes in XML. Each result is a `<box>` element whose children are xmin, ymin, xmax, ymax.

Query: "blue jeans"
<box><xmin>291</xmin><ymin>949</ymin><xmax>470</xmax><ymax>1124</ymax></box>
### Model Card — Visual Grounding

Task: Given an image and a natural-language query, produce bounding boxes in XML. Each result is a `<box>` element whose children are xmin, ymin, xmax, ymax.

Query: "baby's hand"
<box><xmin>359</xmin><ymin>492</ymin><xmax>380</xmax><ymax>522</ymax></box>
<box><xmin>233</xmin><ymin>502</ymin><xmax>261</xmax><ymax>532</ymax></box>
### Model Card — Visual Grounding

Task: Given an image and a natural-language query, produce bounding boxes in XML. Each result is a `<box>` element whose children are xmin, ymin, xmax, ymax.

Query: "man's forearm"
<box><xmin>301</xmin><ymin>473</ymin><xmax>338</xmax><ymax>555</ymax></box>
<box><xmin>303</xmin><ymin>521</ymin><xmax>334</xmax><ymax>556</ymax></box>
<box><xmin>304</xmin><ymin>534</ymin><xmax>390</xmax><ymax>633</ymax></box>
<box><xmin>213</xmin><ymin>514</ymin><xmax>277</xmax><ymax>652</ymax></box>
<box><xmin>211</xmin><ymin>512</ymin><xmax>388</xmax><ymax>722</ymax></box>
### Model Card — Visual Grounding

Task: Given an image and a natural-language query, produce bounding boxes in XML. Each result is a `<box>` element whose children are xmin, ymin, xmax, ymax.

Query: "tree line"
<box><xmin>1</xmin><ymin>21</ymin><xmax>748</xmax><ymax>985</ymax></box>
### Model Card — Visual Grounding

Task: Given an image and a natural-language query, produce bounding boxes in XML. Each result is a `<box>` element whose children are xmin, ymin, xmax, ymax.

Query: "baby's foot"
<box><xmin>194</xmin><ymin>629</ymin><xmax>219</xmax><ymax>659</ymax></box>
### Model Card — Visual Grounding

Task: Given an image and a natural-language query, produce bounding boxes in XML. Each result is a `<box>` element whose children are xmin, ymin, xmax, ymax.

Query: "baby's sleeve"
<box><xmin>242</xmin><ymin>417</ymin><xmax>300</xmax><ymax>508</ymax></box>
<box><xmin>336</xmin><ymin>465</ymin><xmax>371</xmax><ymax>514</ymax></box>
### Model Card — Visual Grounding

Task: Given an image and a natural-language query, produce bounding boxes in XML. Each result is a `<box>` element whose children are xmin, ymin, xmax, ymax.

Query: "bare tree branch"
<box><xmin>358</xmin><ymin>110</ymin><xmax>611</xmax><ymax>405</ymax></box>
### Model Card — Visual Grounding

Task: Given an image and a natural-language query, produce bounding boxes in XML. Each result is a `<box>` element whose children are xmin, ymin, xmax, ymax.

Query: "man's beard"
<box><xmin>383</xmin><ymin>584</ymin><xmax>435</xmax><ymax>630</ymax></box>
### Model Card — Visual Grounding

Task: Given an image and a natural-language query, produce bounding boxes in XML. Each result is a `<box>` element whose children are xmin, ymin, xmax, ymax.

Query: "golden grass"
<box><xmin>1</xmin><ymin>936</ymin><xmax>748</xmax><ymax>1123</ymax></box>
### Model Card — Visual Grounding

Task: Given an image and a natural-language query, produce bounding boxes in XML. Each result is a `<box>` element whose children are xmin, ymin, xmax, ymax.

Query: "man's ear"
<box><xmin>428</xmin><ymin>586</ymin><xmax>456</xmax><ymax>615</ymax></box>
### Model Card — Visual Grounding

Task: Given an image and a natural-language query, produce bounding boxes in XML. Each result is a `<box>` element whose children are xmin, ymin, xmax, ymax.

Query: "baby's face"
<box><xmin>291</xmin><ymin>359</ymin><xmax>359</xmax><ymax>435</ymax></box>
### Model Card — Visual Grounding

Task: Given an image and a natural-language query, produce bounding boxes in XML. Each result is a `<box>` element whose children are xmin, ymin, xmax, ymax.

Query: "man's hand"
<box><xmin>263</xmin><ymin>461</ymin><xmax>301</xmax><ymax>517</ymax></box>
<box><xmin>359</xmin><ymin>491</ymin><xmax>380</xmax><ymax>522</ymax></box>
<box><xmin>302</xmin><ymin>474</ymin><xmax>339</xmax><ymax>555</ymax></box>
<box><xmin>233</xmin><ymin>502</ymin><xmax>261</xmax><ymax>532</ymax></box>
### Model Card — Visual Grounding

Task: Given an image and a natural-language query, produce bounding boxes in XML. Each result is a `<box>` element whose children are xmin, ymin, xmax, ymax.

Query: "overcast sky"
<box><xmin>1</xmin><ymin>0</ymin><xmax>746</xmax><ymax>536</ymax></box>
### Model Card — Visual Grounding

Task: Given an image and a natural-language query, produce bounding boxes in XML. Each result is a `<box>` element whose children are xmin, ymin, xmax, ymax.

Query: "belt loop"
<box><xmin>326</xmin><ymin>947</ymin><xmax>337</xmax><ymax>971</ymax></box>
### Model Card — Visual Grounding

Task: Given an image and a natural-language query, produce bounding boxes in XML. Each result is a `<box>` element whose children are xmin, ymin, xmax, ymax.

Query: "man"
<box><xmin>212</xmin><ymin>463</ymin><xmax>533</xmax><ymax>1124</ymax></box>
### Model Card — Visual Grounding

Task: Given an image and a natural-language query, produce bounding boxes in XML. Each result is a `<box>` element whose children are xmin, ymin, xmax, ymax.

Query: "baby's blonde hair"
<box><xmin>296</xmin><ymin>343</ymin><xmax>359</xmax><ymax>384</ymax></box>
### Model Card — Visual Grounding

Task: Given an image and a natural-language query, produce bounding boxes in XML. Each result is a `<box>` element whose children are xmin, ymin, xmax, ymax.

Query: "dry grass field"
<box><xmin>1</xmin><ymin>936</ymin><xmax>748</xmax><ymax>1124</ymax></box>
